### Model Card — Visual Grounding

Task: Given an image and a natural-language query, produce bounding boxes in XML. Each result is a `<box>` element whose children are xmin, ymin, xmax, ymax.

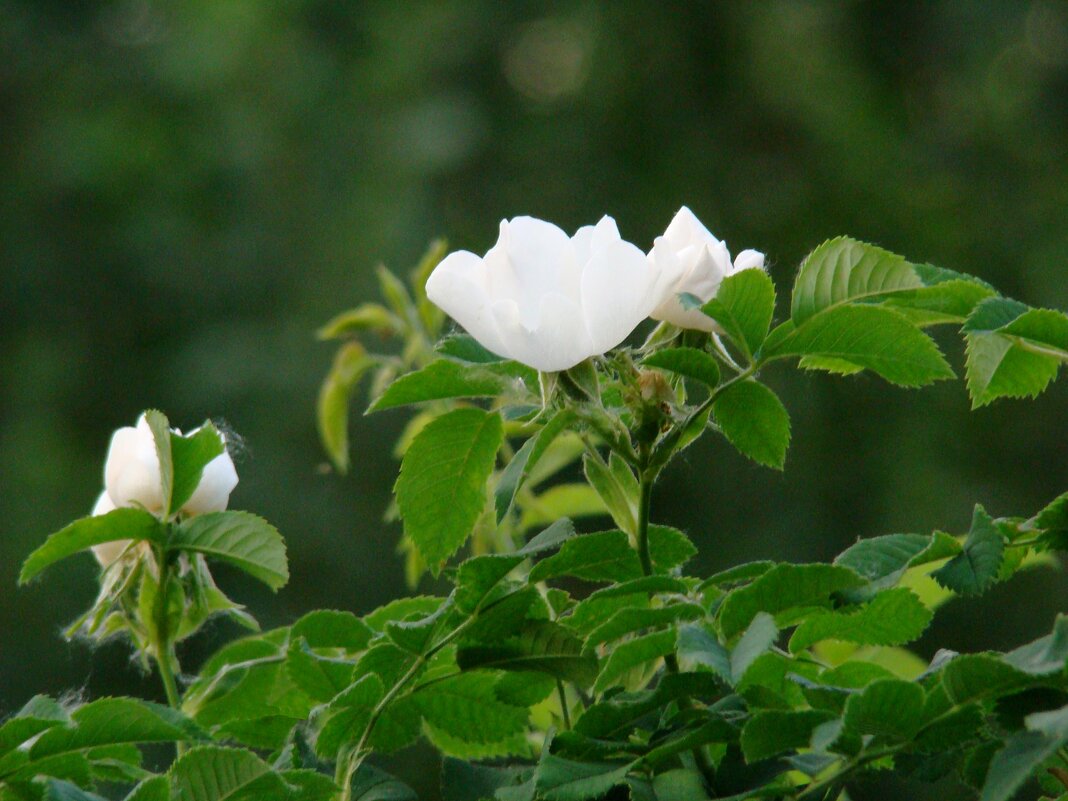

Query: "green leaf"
<box><xmin>788</xmin><ymin>588</ymin><xmax>932</xmax><ymax>653</ymax></box>
<box><xmin>144</xmin><ymin>409</ymin><xmax>175</xmax><ymax>516</ymax></box>
<box><xmin>963</xmin><ymin>298</ymin><xmax>1068</xmax><ymax>407</ymax></box>
<box><xmin>30</xmin><ymin>699</ymin><xmax>202</xmax><ymax>761</ymax></box>
<box><xmin>528</xmin><ymin>530</ymin><xmax>643</xmax><ymax>584</ymax></box>
<box><xmin>585</xmin><ymin>603</ymin><xmax>703</xmax><ymax>647</ymax></box>
<box><xmin>740</xmin><ymin>709</ymin><xmax>836</xmax><ymax>761</ymax></box>
<box><xmin>766</xmin><ymin>305</ymin><xmax>955</xmax><ymax>387</ymax></box>
<box><xmin>455</xmin><ymin>554</ymin><xmax>524</xmax><ymax>614</ymax></box>
<box><xmin>44</xmin><ymin>780</ymin><xmax>107</xmax><ymax>801</ymax></box>
<box><xmin>168</xmin><ymin>746</ymin><xmax>284</xmax><ymax>801</ymax></box>
<box><xmin>314</xmin><ymin>674</ymin><xmax>384</xmax><ymax>759</ymax></box>
<box><xmin>124</xmin><ymin>776</ymin><xmax>170</xmax><ymax>801</ymax></box>
<box><xmin>651</xmin><ymin>769</ymin><xmax>711</xmax><ymax>801</ymax></box>
<box><xmin>583</xmin><ymin>454</ymin><xmax>638</xmax><ymax>536</ymax></box>
<box><xmin>169</xmin><ymin>423</ymin><xmax>226</xmax><ymax>516</ymax></box>
<box><xmin>981</xmin><ymin>704</ymin><xmax>1068</xmax><ymax>801</ymax></box>
<box><xmin>290</xmin><ymin>610</ymin><xmax>373</xmax><ymax>652</ymax></box>
<box><xmin>440</xmin><ymin>758</ymin><xmax>530</xmax><ymax>801</ymax></box>
<box><xmin>20</xmin><ymin>509</ymin><xmax>164</xmax><ymax>584</ymax></box>
<box><xmin>843</xmin><ymin>679</ymin><xmax>925</xmax><ymax>740</ymax></box>
<box><xmin>701</xmin><ymin>268</ymin><xmax>777</xmax><ymax>357</ymax></box>
<box><xmin>534</xmin><ymin>754</ymin><xmax>631</xmax><ymax>801</ymax></box>
<box><xmin>318</xmin><ymin>343</ymin><xmax>376</xmax><ymax>473</ymax></box>
<box><xmin>965</xmin><ymin>332</ymin><xmax>1059</xmax><ymax>408</ymax></box>
<box><xmin>643</xmin><ymin>348</ymin><xmax>721</xmax><ymax>388</ymax></box>
<box><xmin>457</xmin><ymin>620</ymin><xmax>599</xmax><ymax>687</ymax></box>
<box><xmin>396</xmin><ymin>408</ymin><xmax>504</xmax><ymax>572</ymax></box>
<box><xmin>347</xmin><ymin>764</ymin><xmax>416</xmax><ymax>801</ymax></box>
<box><xmin>495</xmin><ymin>411</ymin><xmax>576</xmax><ymax>522</ymax></box>
<box><xmin>171</xmin><ymin>511</ymin><xmax>289</xmax><ymax>591</ymax></box>
<box><xmin>593</xmin><ymin>629</ymin><xmax>677</xmax><ymax>693</ymax></box>
<box><xmin>718</xmin><ymin>564</ymin><xmax>865</xmax><ymax>639</ymax></box>
<box><xmin>731</xmin><ymin>613</ymin><xmax>779</xmax><ymax>683</ymax></box>
<box><xmin>285</xmin><ymin>641</ymin><xmax>353</xmax><ymax>702</ymax></box>
<box><xmin>648</xmin><ymin>525</ymin><xmax>697</xmax><ymax>572</ymax></box>
<box><xmin>1004</xmin><ymin>615</ymin><xmax>1068</xmax><ymax>676</ymax></box>
<box><xmin>932</xmin><ymin>505</ymin><xmax>1005</xmax><ymax>595</ymax></box>
<box><xmin>368</xmin><ymin>359</ymin><xmax>510</xmax><ymax>413</ymax></box>
<box><xmin>413</xmin><ymin>672</ymin><xmax>529</xmax><ymax>744</ymax></box>
<box><xmin>790</xmin><ymin>238</ymin><xmax>992</xmax><ymax>326</ymax></box>
<box><xmin>797</xmin><ymin>354</ymin><xmax>864</xmax><ymax>376</ymax></box>
<box><xmin>519</xmin><ymin>518</ymin><xmax>578</xmax><ymax>557</ymax></box>
<box><xmin>712</xmin><ymin>380</ymin><xmax>791</xmax><ymax>470</ymax></box>
<box><xmin>436</xmin><ymin>333</ymin><xmax>504</xmax><ymax>363</ymax></box>
<box><xmin>677</xmin><ymin>623</ymin><xmax>731</xmax><ymax>683</ymax></box>
<box><xmin>791</xmin><ymin>237</ymin><xmax>921</xmax><ymax>324</ymax></box>
<box><xmin>575</xmin><ymin>673</ymin><xmax>722</xmax><ymax>740</ymax></box>
<box><xmin>316</xmin><ymin>304</ymin><xmax>399</xmax><ymax>339</ymax></box>
<box><xmin>363</xmin><ymin>596</ymin><xmax>445</xmax><ymax>632</ymax></box>
<box><xmin>834</xmin><ymin>532</ymin><xmax>961</xmax><ymax>587</ymax></box>
<box><xmin>940</xmin><ymin>654</ymin><xmax>1033</xmax><ymax>705</ymax></box>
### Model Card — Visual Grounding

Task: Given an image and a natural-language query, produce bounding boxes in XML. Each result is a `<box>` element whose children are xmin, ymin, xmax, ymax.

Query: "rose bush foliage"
<box><xmin>8</xmin><ymin>208</ymin><xmax>1068</xmax><ymax>801</ymax></box>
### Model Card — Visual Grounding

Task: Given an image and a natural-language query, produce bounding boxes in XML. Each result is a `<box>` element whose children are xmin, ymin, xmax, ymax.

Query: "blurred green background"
<box><xmin>3</xmin><ymin>1</ymin><xmax>1068</xmax><ymax>796</ymax></box>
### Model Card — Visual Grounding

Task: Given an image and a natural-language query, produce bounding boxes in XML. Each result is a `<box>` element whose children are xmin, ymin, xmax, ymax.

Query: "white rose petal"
<box><xmin>181</xmin><ymin>442</ymin><xmax>239</xmax><ymax>516</ymax></box>
<box><xmin>649</xmin><ymin>206</ymin><xmax>766</xmax><ymax>332</ymax></box>
<box><xmin>89</xmin><ymin>491</ymin><xmax>131</xmax><ymax>566</ymax></box>
<box><xmin>104</xmin><ymin>414</ymin><xmax>165</xmax><ymax>512</ymax></box>
<box><xmin>426</xmin><ymin>215</ymin><xmax>662</xmax><ymax>372</ymax></box>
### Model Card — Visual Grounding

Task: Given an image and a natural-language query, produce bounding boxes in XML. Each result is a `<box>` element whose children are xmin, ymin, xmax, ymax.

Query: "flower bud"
<box><xmin>649</xmin><ymin>207</ymin><xmax>765</xmax><ymax>332</ymax></box>
<box><xmin>102</xmin><ymin>413</ymin><xmax>238</xmax><ymax>518</ymax></box>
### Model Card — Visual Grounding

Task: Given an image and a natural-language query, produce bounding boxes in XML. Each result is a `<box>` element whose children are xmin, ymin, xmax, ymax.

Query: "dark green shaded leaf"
<box><xmin>843</xmin><ymin>680</ymin><xmax>924</xmax><ymax>740</ymax></box>
<box><xmin>932</xmin><ymin>505</ymin><xmax>1005</xmax><ymax>595</ymax></box>
<box><xmin>458</xmin><ymin>621</ymin><xmax>598</xmax><ymax>687</ymax></box>
<box><xmin>740</xmin><ymin>710</ymin><xmax>836</xmax><ymax>761</ymax></box>
<box><xmin>534</xmin><ymin>754</ymin><xmax>631</xmax><ymax>801</ymax></box>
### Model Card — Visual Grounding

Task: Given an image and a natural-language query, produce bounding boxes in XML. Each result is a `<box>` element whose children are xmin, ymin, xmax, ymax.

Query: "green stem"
<box><xmin>150</xmin><ymin>543</ymin><xmax>185</xmax><ymax>756</ymax></box>
<box><xmin>635</xmin><ymin>458</ymin><xmax>717</xmax><ymax>790</ymax></box>
<box><xmin>636</xmin><ymin>463</ymin><xmax>654</xmax><ymax>577</ymax></box>
<box><xmin>339</xmin><ymin>615</ymin><xmax>477</xmax><ymax>800</ymax></box>
<box><xmin>556</xmin><ymin>680</ymin><xmax>572</xmax><ymax>730</ymax></box>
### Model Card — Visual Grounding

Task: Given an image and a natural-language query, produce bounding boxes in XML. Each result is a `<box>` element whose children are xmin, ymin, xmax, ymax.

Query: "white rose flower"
<box><xmin>649</xmin><ymin>206</ymin><xmax>766</xmax><ymax>332</ymax></box>
<box><xmin>103</xmin><ymin>413</ymin><xmax>238</xmax><ymax>516</ymax></box>
<box><xmin>426</xmin><ymin>215</ymin><xmax>676</xmax><ymax>372</ymax></box>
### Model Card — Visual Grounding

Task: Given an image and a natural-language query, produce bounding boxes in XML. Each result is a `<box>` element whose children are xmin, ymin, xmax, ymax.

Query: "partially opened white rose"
<box><xmin>649</xmin><ymin>206</ymin><xmax>766</xmax><ymax>332</ymax></box>
<box><xmin>426</xmin><ymin>215</ymin><xmax>675</xmax><ymax>372</ymax></box>
<box><xmin>103</xmin><ymin>414</ymin><xmax>239</xmax><ymax>517</ymax></box>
